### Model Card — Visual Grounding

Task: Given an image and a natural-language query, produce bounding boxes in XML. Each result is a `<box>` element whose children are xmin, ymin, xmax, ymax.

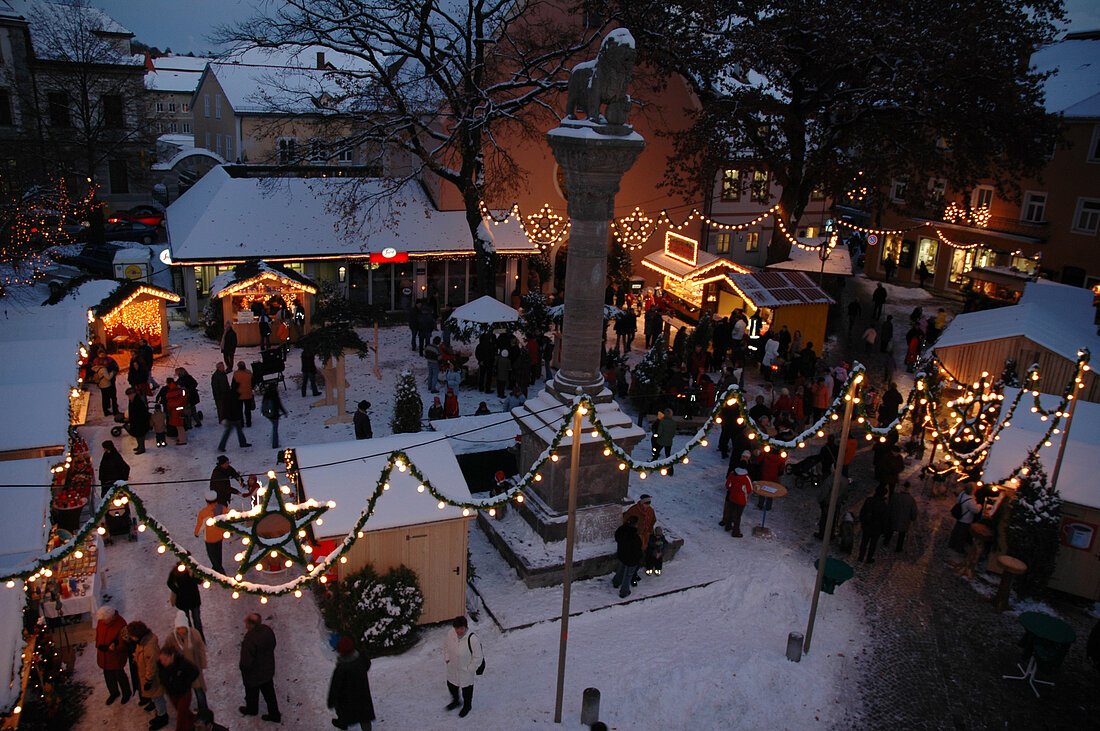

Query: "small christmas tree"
<box><xmin>631</xmin><ymin>335</ymin><xmax>669</xmax><ymax>416</ymax></box>
<box><xmin>1000</xmin><ymin>358</ymin><xmax>1020</xmax><ymax>388</ymax></box>
<box><xmin>519</xmin><ymin>292</ymin><xmax>551</xmax><ymax>341</ymax></box>
<box><xmin>1006</xmin><ymin>453</ymin><xmax>1062</xmax><ymax>597</ymax></box>
<box><xmin>391</xmin><ymin>370</ymin><xmax>423</xmax><ymax>434</ymax></box>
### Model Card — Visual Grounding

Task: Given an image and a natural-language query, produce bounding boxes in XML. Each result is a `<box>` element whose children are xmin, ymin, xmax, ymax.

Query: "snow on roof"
<box><xmin>1033</xmin><ymin>36</ymin><xmax>1100</xmax><ymax>116</ymax></box>
<box><xmin>146</xmin><ymin>68</ymin><xmax>203</xmax><ymax>93</ymax></box>
<box><xmin>642</xmin><ymin>246</ymin><xmax>723</xmax><ymax>280</ymax></box>
<box><xmin>766</xmin><ymin>243</ymin><xmax>852</xmax><ymax>276</ymax></box>
<box><xmin>982</xmin><ymin>388</ymin><xmax>1100</xmax><ymax>509</ymax></box>
<box><xmin>151</xmin><ymin>146</ymin><xmax>224</xmax><ymax>172</ymax></box>
<box><xmin>293</xmin><ymin>434</ymin><xmax>473</xmax><ymax>537</ymax></box>
<box><xmin>209</xmin><ymin>260</ymin><xmax>317</xmax><ymax>298</ymax></box>
<box><xmin>9</xmin><ymin>0</ymin><xmax>140</xmax><ymax>63</ymax></box>
<box><xmin>0</xmin><ymin>457</ymin><xmax>51</xmax><ymax>566</ymax></box>
<box><xmin>725</xmin><ymin>270</ymin><xmax>835</xmax><ymax>308</ymax></box>
<box><xmin>207</xmin><ymin>62</ymin><xmax>364</xmax><ymax>115</ymax></box>
<box><xmin>428</xmin><ymin>413</ymin><xmax>521</xmax><ymax>455</ymax></box>
<box><xmin>153</xmin><ymin>55</ymin><xmax>213</xmax><ymax>72</ymax></box>
<box><xmin>448</xmin><ymin>295</ymin><xmax>519</xmax><ymax>326</ymax></box>
<box><xmin>0</xmin><ymin>588</ymin><xmax>25</xmax><ymax>710</ymax></box>
<box><xmin>934</xmin><ymin>279</ymin><xmax>1100</xmax><ymax>362</ymax></box>
<box><xmin>166</xmin><ymin>167</ymin><xmax>535</xmax><ymax>263</ymax></box>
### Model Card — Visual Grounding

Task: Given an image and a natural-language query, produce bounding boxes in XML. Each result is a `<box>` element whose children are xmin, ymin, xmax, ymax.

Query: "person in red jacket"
<box><xmin>95</xmin><ymin>605</ymin><xmax>132</xmax><ymax>704</ymax></box>
<box><xmin>161</xmin><ymin>378</ymin><xmax>189</xmax><ymax>445</ymax></box>
<box><xmin>722</xmin><ymin>454</ymin><xmax>754</xmax><ymax>537</ymax></box>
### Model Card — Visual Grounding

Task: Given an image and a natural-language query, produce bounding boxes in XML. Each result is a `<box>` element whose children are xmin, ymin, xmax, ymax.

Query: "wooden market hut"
<box><xmin>290</xmin><ymin>434</ymin><xmax>473</xmax><ymax>625</ymax></box>
<box><xmin>982</xmin><ymin>388</ymin><xmax>1100</xmax><ymax>600</ymax></box>
<box><xmin>89</xmin><ymin>281</ymin><xmax>181</xmax><ymax>359</ymax></box>
<box><xmin>641</xmin><ymin>230</ymin><xmax>753</xmax><ymax>321</ymax></box>
<box><xmin>211</xmin><ymin>261</ymin><xmax>317</xmax><ymax>347</ymax></box>
<box><xmin>719</xmin><ymin>271</ymin><xmax>834</xmax><ymax>350</ymax></box>
<box><xmin>933</xmin><ymin>280</ymin><xmax>1100</xmax><ymax>402</ymax></box>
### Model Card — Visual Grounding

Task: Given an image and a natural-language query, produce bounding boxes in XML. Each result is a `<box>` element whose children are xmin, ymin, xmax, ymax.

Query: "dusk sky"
<box><xmin>95</xmin><ymin>0</ymin><xmax>1100</xmax><ymax>57</ymax></box>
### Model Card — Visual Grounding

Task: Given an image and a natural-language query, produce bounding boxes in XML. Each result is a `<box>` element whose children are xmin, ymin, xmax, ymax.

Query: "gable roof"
<box><xmin>209</xmin><ymin>260</ymin><xmax>317</xmax><ymax>299</ymax></box>
<box><xmin>934</xmin><ymin>279</ymin><xmax>1100</xmax><ymax>362</ymax></box>
<box><xmin>205</xmin><ymin>61</ymin><xmax>361</xmax><ymax>115</ymax></box>
<box><xmin>165</xmin><ymin>167</ymin><xmax>534</xmax><ymax>264</ymax></box>
<box><xmin>91</xmin><ymin>280</ymin><xmax>181</xmax><ymax>318</ymax></box>
<box><xmin>1032</xmin><ymin>36</ymin><xmax>1100</xmax><ymax>117</ymax></box>
<box><xmin>724</xmin><ymin>270</ymin><xmax>834</xmax><ymax>308</ymax></box>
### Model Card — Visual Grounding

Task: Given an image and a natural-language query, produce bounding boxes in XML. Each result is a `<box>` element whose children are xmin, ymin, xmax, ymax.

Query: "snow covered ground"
<box><xmin>72</xmin><ymin>316</ymin><xmax>865</xmax><ymax>730</ymax></box>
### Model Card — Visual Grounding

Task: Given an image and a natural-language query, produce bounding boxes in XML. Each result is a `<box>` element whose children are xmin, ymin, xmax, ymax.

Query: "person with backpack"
<box><xmin>948</xmin><ymin>484</ymin><xmax>981</xmax><ymax>553</ymax></box>
<box><xmin>260</xmin><ymin>383</ymin><xmax>288</xmax><ymax>449</ymax></box>
<box><xmin>443</xmin><ymin>616</ymin><xmax>483</xmax><ymax>718</ymax></box>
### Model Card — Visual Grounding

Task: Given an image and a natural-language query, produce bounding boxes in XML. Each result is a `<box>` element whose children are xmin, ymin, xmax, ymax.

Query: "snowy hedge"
<box><xmin>319</xmin><ymin>564</ymin><xmax>424</xmax><ymax>655</ymax></box>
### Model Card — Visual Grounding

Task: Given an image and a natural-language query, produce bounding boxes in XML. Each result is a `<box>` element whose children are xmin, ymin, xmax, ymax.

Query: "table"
<box><xmin>39</xmin><ymin>534</ymin><xmax>103</xmax><ymax>621</ymax></box>
<box><xmin>1003</xmin><ymin>611</ymin><xmax>1076</xmax><ymax>696</ymax></box>
<box><xmin>752</xmin><ymin>480</ymin><xmax>788</xmax><ymax>536</ymax></box>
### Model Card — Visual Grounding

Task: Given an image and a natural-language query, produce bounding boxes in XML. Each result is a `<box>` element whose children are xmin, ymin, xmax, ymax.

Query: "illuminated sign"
<box><xmin>370</xmin><ymin>249</ymin><xmax>409</xmax><ymax>263</ymax></box>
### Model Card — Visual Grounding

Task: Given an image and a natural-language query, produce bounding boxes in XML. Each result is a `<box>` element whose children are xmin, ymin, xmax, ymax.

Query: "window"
<box><xmin>168</xmin><ymin>102</ymin><xmax>176</xmax><ymax>113</ymax></box>
<box><xmin>277</xmin><ymin>138</ymin><xmax>297</xmax><ymax>165</ymax></box>
<box><xmin>0</xmin><ymin>90</ymin><xmax>11</xmax><ymax>126</ymax></box>
<box><xmin>1010</xmin><ymin>255</ymin><xmax>1038</xmax><ymax>274</ymax></box>
<box><xmin>225</xmin><ymin>136</ymin><xmax>232</xmax><ymax>162</ymax></box>
<box><xmin>181</xmin><ymin>122</ymin><xmax>191</xmax><ymax>133</ymax></box>
<box><xmin>155</xmin><ymin>101</ymin><xmax>164</xmax><ymax>113</ymax></box>
<box><xmin>745</xmin><ymin>232</ymin><xmax>760</xmax><ymax>253</ymax></box>
<box><xmin>182</xmin><ymin>103</ymin><xmax>189</xmax><ymax>113</ymax></box>
<box><xmin>310</xmin><ymin>139</ymin><xmax>325</xmax><ymax>163</ymax></box>
<box><xmin>917</xmin><ymin>237</ymin><xmax>938</xmax><ymax>273</ymax></box>
<box><xmin>204</xmin><ymin>131</ymin><xmax>210</xmax><ymax>150</ymax></box>
<box><xmin>972</xmin><ymin>186</ymin><xmax>994</xmax><ymax>211</ymax></box>
<box><xmin>810</xmin><ymin>183</ymin><xmax>826</xmax><ymax>201</ymax></box>
<box><xmin>215</xmin><ymin>94</ymin><xmax>221</xmax><ymax>119</ymax></box>
<box><xmin>1021</xmin><ymin>191</ymin><xmax>1047</xmax><ymax>223</ymax></box>
<box><xmin>750</xmin><ymin>170</ymin><xmax>769</xmax><ymax>203</ymax></box>
<box><xmin>890</xmin><ymin>178</ymin><xmax>908</xmax><ymax>203</ymax></box>
<box><xmin>1073</xmin><ymin>198</ymin><xmax>1100</xmax><ymax>235</ymax></box>
<box><xmin>102</xmin><ymin>95</ymin><xmax>124</xmax><ymax>128</ymax></box>
<box><xmin>949</xmin><ymin>248</ymin><xmax>974</xmax><ymax>284</ymax></box>
<box><xmin>108</xmin><ymin>159</ymin><xmax>128</xmax><ymax>194</ymax></box>
<box><xmin>169</xmin><ymin>122</ymin><xmax>177</xmax><ymax>133</ymax></box>
<box><xmin>1089</xmin><ymin>125</ymin><xmax>1100</xmax><ymax>163</ymax></box>
<box><xmin>203</xmin><ymin>94</ymin><xmax>210</xmax><ymax>117</ymax></box>
<box><xmin>798</xmin><ymin>226</ymin><xmax>819</xmax><ymax>238</ymax></box>
<box><xmin>214</xmin><ymin>133</ymin><xmax>221</xmax><ymax>156</ymax></box>
<box><xmin>928</xmin><ymin>177</ymin><xmax>946</xmax><ymax>201</ymax></box>
<box><xmin>720</xmin><ymin>168</ymin><xmax>740</xmax><ymax>201</ymax></box>
<box><xmin>714</xmin><ymin>232</ymin><xmax>730</xmax><ymax>254</ymax></box>
<box><xmin>48</xmin><ymin>92</ymin><xmax>70</xmax><ymax>127</ymax></box>
<box><xmin>336</xmin><ymin>146</ymin><xmax>354</xmax><ymax>163</ymax></box>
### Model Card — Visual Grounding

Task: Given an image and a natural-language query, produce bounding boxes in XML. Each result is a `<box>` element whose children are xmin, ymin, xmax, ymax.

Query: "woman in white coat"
<box><xmin>443</xmin><ymin>615</ymin><xmax>483</xmax><ymax>718</ymax></box>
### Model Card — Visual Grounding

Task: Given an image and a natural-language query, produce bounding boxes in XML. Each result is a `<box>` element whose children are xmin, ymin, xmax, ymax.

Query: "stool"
<box><xmin>994</xmin><ymin>556</ymin><xmax>1028</xmax><ymax>611</ymax></box>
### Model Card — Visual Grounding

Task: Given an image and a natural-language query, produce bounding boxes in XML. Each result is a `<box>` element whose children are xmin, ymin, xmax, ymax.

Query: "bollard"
<box><xmin>581</xmin><ymin>687</ymin><xmax>601</xmax><ymax>725</ymax></box>
<box><xmin>786</xmin><ymin>632</ymin><xmax>803</xmax><ymax>662</ymax></box>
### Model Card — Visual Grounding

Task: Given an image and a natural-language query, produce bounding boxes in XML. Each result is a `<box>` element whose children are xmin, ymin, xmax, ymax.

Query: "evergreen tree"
<box><xmin>631</xmin><ymin>335</ymin><xmax>669</xmax><ymax>416</ymax></box>
<box><xmin>1000</xmin><ymin>358</ymin><xmax>1020</xmax><ymax>388</ymax></box>
<box><xmin>1006</xmin><ymin>453</ymin><xmax>1062</xmax><ymax>597</ymax></box>
<box><xmin>391</xmin><ymin>370</ymin><xmax>423</xmax><ymax>434</ymax></box>
<box><xmin>519</xmin><ymin>292</ymin><xmax>551</xmax><ymax>341</ymax></box>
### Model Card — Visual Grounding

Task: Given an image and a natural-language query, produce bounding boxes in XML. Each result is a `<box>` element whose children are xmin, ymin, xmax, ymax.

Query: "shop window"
<box><xmin>949</xmin><ymin>248</ymin><xmax>974</xmax><ymax>284</ymax></box>
<box><xmin>917</xmin><ymin>237</ymin><xmax>938</xmax><ymax>273</ymax></box>
<box><xmin>745</xmin><ymin>232</ymin><xmax>759</xmax><ymax>253</ymax></box>
<box><xmin>881</xmin><ymin>235</ymin><xmax>901</xmax><ymax>266</ymax></box>
<box><xmin>720</xmin><ymin>169</ymin><xmax>740</xmax><ymax>201</ymax></box>
<box><xmin>714</xmin><ymin>232</ymin><xmax>730</xmax><ymax>254</ymax></box>
<box><xmin>897</xmin><ymin>239</ymin><xmax>915</xmax><ymax>269</ymax></box>
<box><xmin>1010</xmin><ymin>255</ymin><xmax>1037</xmax><ymax>274</ymax></box>
<box><xmin>974</xmin><ymin>247</ymin><xmax>996</xmax><ymax>269</ymax></box>
<box><xmin>1021</xmin><ymin>191</ymin><xmax>1047</xmax><ymax>223</ymax></box>
<box><xmin>1072</xmin><ymin>198</ymin><xmax>1100</xmax><ymax>235</ymax></box>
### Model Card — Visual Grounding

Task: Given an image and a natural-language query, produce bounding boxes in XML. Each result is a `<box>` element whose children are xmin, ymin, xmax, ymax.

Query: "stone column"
<box><xmin>546</xmin><ymin>130</ymin><xmax>644</xmax><ymax>401</ymax></box>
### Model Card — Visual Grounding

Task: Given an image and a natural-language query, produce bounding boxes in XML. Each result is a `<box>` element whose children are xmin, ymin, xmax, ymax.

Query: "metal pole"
<box><xmin>1050</xmin><ymin>371</ymin><xmax>1086</xmax><ymax>489</ymax></box>
<box><xmin>373</xmin><ymin>321</ymin><xmax>382</xmax><ymax>380</ymax></box>
<box><xmin>804</xmin><ymin>379</ymin><xmax>857</xmax><ymax>655</ymax></box>
<box><xmin>553</xmin><ymin>400</ymin><xmax>584</xmax><ymax>723</ymax></box>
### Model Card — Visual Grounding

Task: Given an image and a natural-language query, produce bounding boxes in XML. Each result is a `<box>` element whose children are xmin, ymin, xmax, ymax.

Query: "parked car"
<box><xmin>79</xmin><ymin>220</ymin><xmax>160</xmax><ymax>244</ymax></box>
<box><xmin>107</xmin><ymin>205</ymin><xmax>165</xmax><ymax>228</ymax></box>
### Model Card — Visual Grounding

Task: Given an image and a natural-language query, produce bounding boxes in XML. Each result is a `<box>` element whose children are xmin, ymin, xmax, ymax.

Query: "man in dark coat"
<box><xmin>209</xmin><ymin>456</ymin><xmax>244</xmax><ymax>507</ymax></box>
<box><xmin>211</xmin><ymin>363</ymin><xmax>231</xmax><ymax>424</ymax></box>
<box><xmin>878</xmin><ymin>382</ymin><xmax>904</xmax><ymax>426</ymax></box>
<box><xmin>879</xmin><ymin>315</ymin><xmax>894</xmax><ymax>353</ymax></box>
<box><xmin>157</xmin><ymin>646</ymin><xmax>199</xmax><ymax>730</ymax></box>
<box><xmin>98</xmin><ymin>440</ymin><xmax>130</xmax><ymax>496</ymax></box>
<box><xmin>871</xmin><ymin>283</ymin><xmax>888</xmax><ymax>320</ymax></box>
<box><xmin>858</xmin><ymin>485</ymin><xmax>891</xmax><ymax>564</ymax></box>
<box><xmin>221</xmin><ymin>323</ymin><xmax>238</xmax><ymax>370</ymax></box>
<box><xmin>882</xmin><ymin>481</ymin><xmax>919</xmax><ymax>552</ymax></box>
<box><xmin>612</xmin><ymin>515</ymin><xmax>643</xmax><ymax>598</ymax></box>
<box><xmin>239</xmin><ymin>613</ymin><xmax>280</xmax><ymax>722</ymax></box>
<box><xmin>125</xmin><ymin>387</ymin><xmax>150</xmax><ymax>454</ymax></box>
<box><xmin>353</xmin><ymin>401</ymin><xmax>373</xmax><ymax>440</ymax></box>
<box><xmin>301</xmin><ymin>345</ymin><xmax>321</xmax><ymax>397</ymax></box>
<box><xmin>167</xmin><ymin>566</ymin><xmax>204</xmax><ymax>638</ymax></box>
<box><xmin>475</xmin><ymin>334</ymin><xmax>496</xmax><ymax>393</ymax></box>
<box><xmin>328</xmin><ymin>637</ymin><xmax>376</xmax><ymax>730</ymax></box>
<box><xmin>417</xmin><ymin>306</ymin><xmax>435</xmax><ymax>356</ymax></box>
<box><xmin>135</xmin><ymin>339</ymin><xmax>155</xmax><ymax>374</ymax></box>
<box><xmin>216</xmin><ymin>382</ymin><xmax>251</xmax><ymax>451</ymax></box>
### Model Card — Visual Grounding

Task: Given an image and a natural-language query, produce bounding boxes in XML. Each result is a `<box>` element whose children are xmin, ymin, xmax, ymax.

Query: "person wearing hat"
<box><xmin>354</xmin><ymin>401</ymin><xmax>373</xmax><ymax>440</ymax></box>
<box><xmin>194</xmin><ymin>491</ymin><xmax>227</xmax><ymax>574</ymax></box>
<box><xmin>98</xmin><ymin>440</ymin><xmax>131</xmax><ymax>498</ymax></box>
<box><xmin>651</xmin><ymin>408</ymin><xmax>677</xmax><ymax>474</ymax></box>
<box><xmin>624</xmin><ymin>495</ymin><xmax>657</xmax><ymax>554</ymax></box>
<box><xmin>723</xmin><ymin>456</ymin><xmax>753</xmax><ymax>537</ymax></box>
<box><xmin>328</xmin><ymin>637</ymin><xmax>376</xmax><ymax>730</ymax></box>
<box><xmin>163</xmin><ymin>609</ymin><xmax>209</xmax><ymax>713</ymax></box>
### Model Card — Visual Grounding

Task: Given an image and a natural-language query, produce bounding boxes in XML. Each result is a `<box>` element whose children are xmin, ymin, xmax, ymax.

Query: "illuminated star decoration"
<box><xmin>213</xmin><ymin>473</ymin><xmax>331</xmax><ymax>577</ymax></box>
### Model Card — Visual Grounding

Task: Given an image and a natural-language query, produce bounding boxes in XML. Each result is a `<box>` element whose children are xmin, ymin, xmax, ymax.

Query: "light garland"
<box><xmin>611</xmin><ymin>206</ymin><xmax>656</xmax><ymax>250</ymax></box>
<box><xmin>216</xmin><ymin>271</ymin><xmax>318</xmax><ymax>299</ymax></box>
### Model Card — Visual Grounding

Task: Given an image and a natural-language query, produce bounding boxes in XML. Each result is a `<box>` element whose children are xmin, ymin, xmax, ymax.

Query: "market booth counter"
<box><xmin>88</xmin><ymin>281</ymin><xmax>181</xmax><ymax>361</ymax></box>
<box><xmin>289</xmin><ymin>434</ymin><xmax>474</xmax><ymax>625</ymax></box>
<box><xmin>211</xmin><ymin>261</ymin><xmax>317</xmax><ymax>347</ymax></box>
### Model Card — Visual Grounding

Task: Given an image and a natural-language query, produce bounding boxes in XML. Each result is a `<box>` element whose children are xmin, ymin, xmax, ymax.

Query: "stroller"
<box><xmin>109</xmin><ymin>412</ymin><xmax>128</xmax><ymax>438</ymax></box>
<box><xmin>103</xmin><ymin>499</ymin><xmax>137</xmax><ymax>543</ymax></box>
<box><xmin>786</xmin><ymin>454</ymin><xmax>825</xmax><ymax>489</ymax></box>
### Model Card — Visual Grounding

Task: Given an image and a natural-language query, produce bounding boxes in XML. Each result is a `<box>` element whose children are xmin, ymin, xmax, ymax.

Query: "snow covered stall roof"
<box><xmin>724</xmin><ymin>271</ymin><xmax>835</xmax><ymax>309</ymax></box>
<box><xmin>934</xmin><ymin>279</ymin><xmax>1100</xmax><ymax>363</ymax></box>
<box><xmin>291</xmin><ymin>434</ymin><xmax>474</xmax><ymax>538</ymax></box>
<box><xmin>209</xmin><ymin>261</ymin><xmax>317</xmax><ymax>299</ymax></box>
<box><xmin>165</xmin><ymin>167</ymin><xmax>535</xmax><ymax>265</ymax></box>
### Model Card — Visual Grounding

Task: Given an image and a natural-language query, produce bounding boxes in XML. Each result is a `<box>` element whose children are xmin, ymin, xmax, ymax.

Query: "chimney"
<box><xmin>316</xmin><ymin>51</ymin><xmax>325</xmax><ymax>69</ymax></box>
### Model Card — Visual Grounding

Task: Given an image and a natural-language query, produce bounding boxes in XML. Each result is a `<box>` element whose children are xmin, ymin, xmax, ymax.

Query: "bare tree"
<box><xmin>221</xmin><ymin>0</ymin><xmax>612</xmax><ymax>294</ymax></box>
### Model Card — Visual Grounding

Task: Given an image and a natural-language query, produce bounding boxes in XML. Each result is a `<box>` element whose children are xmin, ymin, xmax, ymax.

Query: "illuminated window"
<box><xmin>1021</xmin><ymin>191</ymin><xmax>1047</xmax><ymax>223</ymax></box>
<box><xmin>810</xmin><ymin>183</ymin><xmax>826</xmax><ymax>201</ymax></box>
<box><xmin>916</xmin><ymin>237</ymin><xmax>938</xmax><ymax>273</ymax></box>
<box><xmin>745</xmin><ymin>232</ymin><xmax>760</xmax><ymax>253</ymax></box>
<box><xmin>721</xmin><ymin>169</ymin><xmax>740</xmax><ymax>201</ymax></box>
<box><xmin>928</xmin><ymin>177</ymin><xmax>946</xmax><ymax>201</ymax></box>
<box><xmin>714</xmin><ymin>233</ymin><xmax>730</xmax><ymax>254</ymax></box>
<box><xmin>1010</xmin><ymin>255</ymin><xmax>1037</xmax><ymax>274</ymax></box>
<box><xmin>750</xmin><ymin>170</ymin><xmax>769</xmax><ymax>203</ymax></box>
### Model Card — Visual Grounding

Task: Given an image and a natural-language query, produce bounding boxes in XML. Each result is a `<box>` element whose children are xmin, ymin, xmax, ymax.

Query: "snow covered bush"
<box><xmin>391</xmin><ymin>370</ymin><xmax>423</xmax><ymax>433</ymax></box>
<box><xmin>319</xmin><ymin>564</ymin><xmax>424</xmax><ymax>655</ymax></box>
<box><xmin>1006</xmin><ymin>453</ymin><xmax>1062</xmax><ymax>597</ymax></box>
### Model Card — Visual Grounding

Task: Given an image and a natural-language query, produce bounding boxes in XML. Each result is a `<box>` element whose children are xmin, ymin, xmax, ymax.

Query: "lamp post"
<box><xmin>553</xmin><ymin>398</ymin><xmax>584</xmax><ymax>723</ymax></box>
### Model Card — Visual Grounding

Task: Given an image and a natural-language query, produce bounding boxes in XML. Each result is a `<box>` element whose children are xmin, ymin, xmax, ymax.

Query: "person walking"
<box><xmin>857</xmin><ymin>485</ymin><xmax>890</xmax><ymax>564</ymax></box>
<box><xmin>328</xmin><ymin>637</ymin><xmax>376</xmax><ymax>730</ymax></box>
<box><xmin>163</xmin><ymin>611</ymin><xmax>209</xmax><ymax>713</ymax></box>
<box><xmin>651</xmin><ymin>408</ymin><xmax>676</xmax><ymax>472</ymax></box>
<box><xmin>98</xmin><ymin>440</ymin><xmax>130</xmax><ymax>497</ymax></box>
<box><xmin>612</xmin><ymin>515</ymin><xmax>643</xmax><ymax>598</ymax></box>
<box><xmin>883</xmin><ymin>481</ymin><xmax>918</xmax><ymax>553</ymax></box>
<box><xmin>239</xmin><ymin>613</ymin><xmax>280</xmax><ymax>723</ymax></box>
<box><xmin>878</xmin><ymin>315</ymin><xmax>894</xmax><ymax>354</ymax></box>
<box><xmin>221</xmin><ymin>323</ymin><xmax>238</xmax><ymax>370</ymax></box>
<box><xmin>95</xmin><ymin>606</ymin><xmax>132</xmax><ymax>705</ymax></box>
<box><xmin>871</xmin><ymin>283</ymin><xmax>888</xmax><ymax>320</ymax></box>
<box><xmin>846</xmin><ymin>299</ymin><xmax>862</xmax><ymax>335</ymax></box>
<box><xmin>166</xmin><ymin>566</ymin><xmax>204</xmax><ymax>639</ymax></box>
<box><xmin>493</xmin><ymin>348</ymin><xmax>512</xmax><ymax>399</ymax></box>
<box><xmin>233</xmin><ymin>363</ymin><xmax>255</xmax><ymax>427</ymax></box>
<box><xmin>216</xmin><ymin>383</ymin><xmax>251</xmax><ymax>451</ymax></box>
<box><xmin>157</xmin><ymin>645</ymin><xmax>199</xmax><ymax>731</ymax></box>
<box><xmin>211</xmin><ymin>363</ymin><xmax>230</xmax><ymax>424</ymax></box>
<box><xmin>424</xmin><ymin>336</ymin><xmax>442</xmax><ymax>393</ymax></box>
<box><xmin>194</xmin><ymin>493</ymin><xmax>227</xmax><ymax>574</ymax></box>
<box><xmin>92</xmin><ymin>351</ymin><xmax>121</xmax><ymax>417</ymax></box>
<box><xmin>300</xmin><ymin>345</ymin><xmax>321</xmax><ymax>397</ymax></box>
<box><xmin>948</xmin><ymin>484</ymin><xmax>981</xmax><ymax>553</ymax></box>
<box><xmin>129</xmin><ymin>620</ymin><xmax>169</xmax><ymax>730</ymax></box>
<box><xmin>722</xmin><ymin>456</ymin><xmax>753</xmax><ymax>537</ymax></box>
<box><xmin>260</xmin><ymin>384</ymin><xmax>288</xmax><ymax>449</ymax></box>
<box><xmin>209</xmin><ymin>456</ymin><xmax>245</xmax><ymax>508</ymax></box>
<box><xmin>443</xmin><ymin>616</ymin><xmax>482</xmax><ymax>718</ymax></box>
<box><xmin>624</xmin><ymin>495</ymin><xmax>656</xmax><ymax>554</ymax></box>
<box><xmin>126</xmin><ymin>387</ymin><xmax>151</xmax><ymax>454</ymax></box>
<box><xmin>353</xmin><ymin>400</ymin><xmax>373</xmax><ymax>440</ymax></box>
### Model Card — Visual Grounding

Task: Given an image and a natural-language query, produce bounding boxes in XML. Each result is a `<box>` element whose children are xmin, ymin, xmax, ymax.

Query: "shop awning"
<box><xmin>963</xmin><ymin>266</ymin><xmax>1032</xmax><ymax>290</ymax></box>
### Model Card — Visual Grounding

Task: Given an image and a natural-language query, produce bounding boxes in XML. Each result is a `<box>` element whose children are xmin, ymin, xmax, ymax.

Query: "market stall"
<box><xmin>445</xmin><ymin>295</ymin><xmax>520</xmax><ymax>342</ymax></box>
<box><xmin>211</xmin><ymin>261</ymin><xmax>317</xmax><ymax>347</ymax></box>
<box><xmin>88</xmin><ymin>281</ymin><xmax>181</xmax><ymax>360</ymax></box>
<box><xmin>289</xmin><ymin>434</ymin><xmax>473</xmax><ymax>624</ymax></box>
<box><xmin>719</xmin><ymin>271</ymin><xmax>834</xmax><ymax>350</ymax></box>
<box><xmin>641</xmin><ymin>230</ymin><xmax>752</xmax><ymax>320</ymax></box>
<box><xmin>36</xmin><ymin>530</ymin><xmax>103</xmax><ymax>622</ymax></box>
